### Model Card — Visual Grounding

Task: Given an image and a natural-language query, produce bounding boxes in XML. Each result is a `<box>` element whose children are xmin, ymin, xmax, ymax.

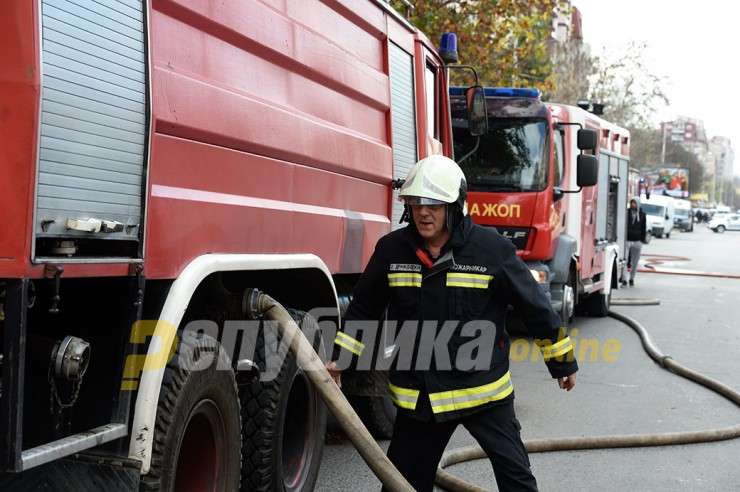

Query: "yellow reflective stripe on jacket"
<box><xmin>428</xmin><ymin>371</ymin><xmax>513</xmax><ymax>414</ymax></box>
<box><xmin>334</xmin><ymin>331</ymin><xmax>365</xmax><ymax>356</ymax></box>
<box><xmin>388</xmin><ymin>272</ymin><xmax>422</xmax><ymax>287</ymax></box>
<box><xmin>537</xmin><ymin>336</ymin><xmax>573</xmax><ymax>360</ymax></box>
<box><xmin>446</xmin><ymin>272</ymin><xmax>493</xmax><ymax>289</ymax></box>
<box><xmin>388</xmin><ymin>382</ymin><xmax>419</xmax><ymax>410</ymax></box>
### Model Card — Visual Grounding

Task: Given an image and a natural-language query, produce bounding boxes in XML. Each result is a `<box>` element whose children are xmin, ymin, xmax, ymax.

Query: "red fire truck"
<box><xmin>0</xmin><ymin>0</ymin><xmax>481</xmax><ymax>489</ymax></box>
<box><xmin>451</xmin><ymin>88</ymin><xmax>630</xmax><ymax>322</ymax></box>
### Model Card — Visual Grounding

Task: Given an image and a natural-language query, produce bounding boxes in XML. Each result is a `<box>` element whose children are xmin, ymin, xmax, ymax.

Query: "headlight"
<box><xmin>530</xmin><ymin>269</ymin><xmax>547</xmax><ymax>283</ymax></box>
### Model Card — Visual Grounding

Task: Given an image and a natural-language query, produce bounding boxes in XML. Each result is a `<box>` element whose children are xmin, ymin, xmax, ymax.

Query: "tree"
<box><xmin>588</xmin><ymin>41</ymin><xmax>669</xmax><ymax>129</ymax></box>
<box><xmin>394</xmin><ymin>0</ymin><xmax>569</xmax><ymax>90</ymax></box>
<box><xmin>547</xmin><ymin>26</ymin><xmax>595</xmax><ymax>104</ymax></box>
<box><xmin>628</xmin><ymin>127</ymin><xmax>663</xmax><ymax>166</ymax></box>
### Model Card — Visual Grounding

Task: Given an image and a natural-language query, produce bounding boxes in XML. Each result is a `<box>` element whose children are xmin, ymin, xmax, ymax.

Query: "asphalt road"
<box><xmin>315</xmin><ymin>223</ymin><xmax>740</xmax><ymax>491</ymax></box>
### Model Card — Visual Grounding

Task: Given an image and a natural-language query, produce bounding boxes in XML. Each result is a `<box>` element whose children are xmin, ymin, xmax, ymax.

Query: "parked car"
<box><xmin>673</xmin><ymin>199</ymin><xmax>693</xmax><ymax>232</ymax></box>
<box><xmin>708</xmin><ymin>214</ymin><xmax>740</xmax><ymax>233</ymax></box>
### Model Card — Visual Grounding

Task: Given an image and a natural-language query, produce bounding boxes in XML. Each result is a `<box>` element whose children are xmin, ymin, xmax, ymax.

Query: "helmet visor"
<box><xmin>402</xmin><ymin>196</ymin><xmax>447</xmax><ymax>206</ymax></box>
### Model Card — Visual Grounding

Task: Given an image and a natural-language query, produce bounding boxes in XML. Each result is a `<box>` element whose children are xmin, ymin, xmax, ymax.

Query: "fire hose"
<box><xmin>248</xmin><ymin>290</ymin><xmax>740</xmax><ymax>492</ymax></box>
<box><xmin>436</xmin><ymin>299</ymin><xmax>740</xmax><ymax>491</ymax></box>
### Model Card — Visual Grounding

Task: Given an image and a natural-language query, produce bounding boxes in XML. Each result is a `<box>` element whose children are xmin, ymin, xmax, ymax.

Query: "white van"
<box><xmin>641</xmin><ymin>195</ymin><xmax>675</xmax><ymax>238</ymax></box>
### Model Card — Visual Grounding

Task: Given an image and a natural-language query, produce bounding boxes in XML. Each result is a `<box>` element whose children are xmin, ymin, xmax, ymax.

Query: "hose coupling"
<box><xmin>242</xmin><ymin>288</ymin><xmax>264</xmax><ymax>320</ymax></box>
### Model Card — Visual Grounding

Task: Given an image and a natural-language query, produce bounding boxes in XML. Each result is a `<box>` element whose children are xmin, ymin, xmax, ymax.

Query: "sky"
<box><xmin>574</xmin><ymin>0</ymin><xmax>740</xmax><ymax>176</ymax></box>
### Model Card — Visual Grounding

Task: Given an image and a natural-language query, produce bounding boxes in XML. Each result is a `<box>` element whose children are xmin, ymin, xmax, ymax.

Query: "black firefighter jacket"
<box><xmin>332</xmin><ymin>215</ymin><xmax>578</xmax><ymax>422</ymax></box>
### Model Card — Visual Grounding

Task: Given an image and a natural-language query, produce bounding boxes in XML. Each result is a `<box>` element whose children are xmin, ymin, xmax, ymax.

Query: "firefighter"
<box><xmin>327</xmin><ymin>155</ymin><xmax>578</xmax><ymax>491</ymax></box>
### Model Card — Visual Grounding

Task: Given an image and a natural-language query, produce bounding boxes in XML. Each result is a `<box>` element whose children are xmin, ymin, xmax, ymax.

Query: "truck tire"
<box><xmin>351</xmin><ymin>394</ymin><xmax>397</xmax><ymax>440</ymax></box>
<box><xmin>587</xmin><ymin>289</ymin><xmax>611</xmax><ymax>317</ymax></box>
<box><xmin>241</xmin><ymin>309</ymin><xmax>327</xmax><ymax>492</ymax></box>
<box><xmin>560</xmin><ymin>267</ymin><xmax>577</xmax><ymax>326</ymax></box>
<box><xmin>142</xmin><ymin>332</ymin><xmax>242</xmax><ymax>491</ymax></box>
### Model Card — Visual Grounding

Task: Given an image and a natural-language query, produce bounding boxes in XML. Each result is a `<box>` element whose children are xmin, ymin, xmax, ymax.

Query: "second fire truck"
<box><xmin>451</xmin><ymin>88</ymin><xmax>630</xmax><ymax>322</ymax></box>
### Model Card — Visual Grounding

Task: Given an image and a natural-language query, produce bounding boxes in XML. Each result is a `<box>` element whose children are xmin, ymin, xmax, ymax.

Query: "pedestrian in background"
<box><xmin>622</xmin><ymin>197</ymin><xmax>647</xmax><ymax>287</ymax></box>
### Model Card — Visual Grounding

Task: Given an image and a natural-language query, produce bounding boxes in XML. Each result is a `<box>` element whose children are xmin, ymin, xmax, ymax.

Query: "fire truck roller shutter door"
<box><xmin>389</xmin><ymin>42</ymin><xmax>418</xmax><ymax>231</ymax></box>
<box><xmin>36</xmin><ymin>0</ymin><xmax>147</xmax><ymax>244</ymax></box>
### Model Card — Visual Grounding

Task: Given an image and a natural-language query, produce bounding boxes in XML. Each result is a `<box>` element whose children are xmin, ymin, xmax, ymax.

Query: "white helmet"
<box><xmin>398</xmin><ymin>155</ymin><xmax>467</xmax><ymax>229</ymax></box>
<box><xmin>399</xmin><ymin>155</ymin><xmax>467</xmax><ymax>211</ymax></box>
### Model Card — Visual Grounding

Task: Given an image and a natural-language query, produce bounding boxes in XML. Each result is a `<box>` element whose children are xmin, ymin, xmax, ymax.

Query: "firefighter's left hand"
<box><xmin>326</xmin><ymin>360</ymin><xmax>342</xmax><ymax>388</ymax></box>
<box><xmin>558</xmin><ymin>372</ymin><xmax>577</xmax><ymax>391</ymax></box>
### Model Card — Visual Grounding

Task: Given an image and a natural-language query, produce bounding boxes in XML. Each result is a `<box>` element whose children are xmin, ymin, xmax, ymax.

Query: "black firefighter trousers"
<box><xmin>383</xmin><ymin>401</ymin><xmax>538</xmax><ymax>492</ymax></box>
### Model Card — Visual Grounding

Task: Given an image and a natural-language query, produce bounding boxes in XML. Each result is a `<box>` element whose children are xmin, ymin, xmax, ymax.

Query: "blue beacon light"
<box><xmin>439</xmin><ymin>33</ymin><xmax>458</xmax><ymax>64</ymax></box>
<box><xmin>484</xmin><ymin>88</ymin><xmax>541</xmax><ymax>98</ymax></box>
<box><xmin>449</xmin><ymin>87</ymin><xmax>541</xmax><ymax>98</ymax></box>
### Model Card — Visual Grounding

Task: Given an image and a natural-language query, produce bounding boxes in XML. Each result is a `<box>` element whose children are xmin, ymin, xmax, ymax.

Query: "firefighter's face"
<box><xmin>411</xmin><ymin>204</ymin><xmax>449</xmax><ymax>243</ymax></box>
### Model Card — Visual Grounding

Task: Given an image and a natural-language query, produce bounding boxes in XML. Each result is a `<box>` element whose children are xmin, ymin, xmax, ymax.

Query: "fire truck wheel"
<box><xmin>142</xmin><ymin>332</ymin><xmax>242</xmax><ymax>491</ymax></box>
<box><xmin>241</xmin><ymin>309</ymin><xmax>327</xmax><ymax>492</ymax></box>
<box><xmin>587</xmin><ymin>289</ymin><xmax>611</xmax><ymax>317</ymax></box>
<box><xmin>560</xmin><ymin>268</ymin><xmax>577</xmax><ymax>325</ymax></box>
<box><xmin>351</xmin><ymin>394</ymin><xmax>397</xmax><ymax>439</ymax></box>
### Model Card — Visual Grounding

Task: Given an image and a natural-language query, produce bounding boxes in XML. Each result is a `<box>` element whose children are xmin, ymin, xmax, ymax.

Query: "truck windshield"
<box><xmin>675</xmin><ymin>208</ymin><xmax>690</xmax><ymax>217</ymax></box>
<box><xmin>453</xmin><ymin>118</ymin><xmax>548</xmax><ymax>192</ymax></box>
<box><xmin>642</xmin><ymin>204</ymin><xmax>665</xmax><ymax>217</ymax></box>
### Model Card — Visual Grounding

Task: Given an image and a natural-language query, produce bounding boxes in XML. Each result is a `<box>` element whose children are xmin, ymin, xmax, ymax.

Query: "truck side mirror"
<box><xmin>577</xmin><ymin>129</ymin><xmax>597</xmax><ymax>151</ymax></box>
<box><xmin>466</xmin><ymin>85</ymin><xmax>488</xmax><ymax>137</ymax></box>
<box><xmin>576</xmin><ymin>154</ymin><xmax>598</xmax><ymax>187</ymax></box>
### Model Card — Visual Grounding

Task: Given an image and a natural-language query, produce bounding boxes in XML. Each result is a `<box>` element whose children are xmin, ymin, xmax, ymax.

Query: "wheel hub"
<box><xmin>281</xmin><ymin>371</ymin><xmax>315</xmax><ymax>491</ymax></box>
<box><xmin>562</xmin><ymin>284</ymin><xmax>575</xmax><ymax>322</ymax></box>
<box><xmin>175</xmin><ymin>399</ymin><xmax>227</xmax><ymax>492</ymax></box>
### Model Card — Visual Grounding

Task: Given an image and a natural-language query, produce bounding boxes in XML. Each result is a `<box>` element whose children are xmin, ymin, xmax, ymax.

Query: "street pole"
<box><xmin>661</xmin><ymin>122</ymin><xmax>667</xmax><ymax>166</ymax></box>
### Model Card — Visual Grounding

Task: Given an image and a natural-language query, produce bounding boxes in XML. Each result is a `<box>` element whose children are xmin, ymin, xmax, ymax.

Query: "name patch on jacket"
<box><xmin>390</xmin><ymin>263</ymin><xmax>422</xmax><ymax>272</ymax></box>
